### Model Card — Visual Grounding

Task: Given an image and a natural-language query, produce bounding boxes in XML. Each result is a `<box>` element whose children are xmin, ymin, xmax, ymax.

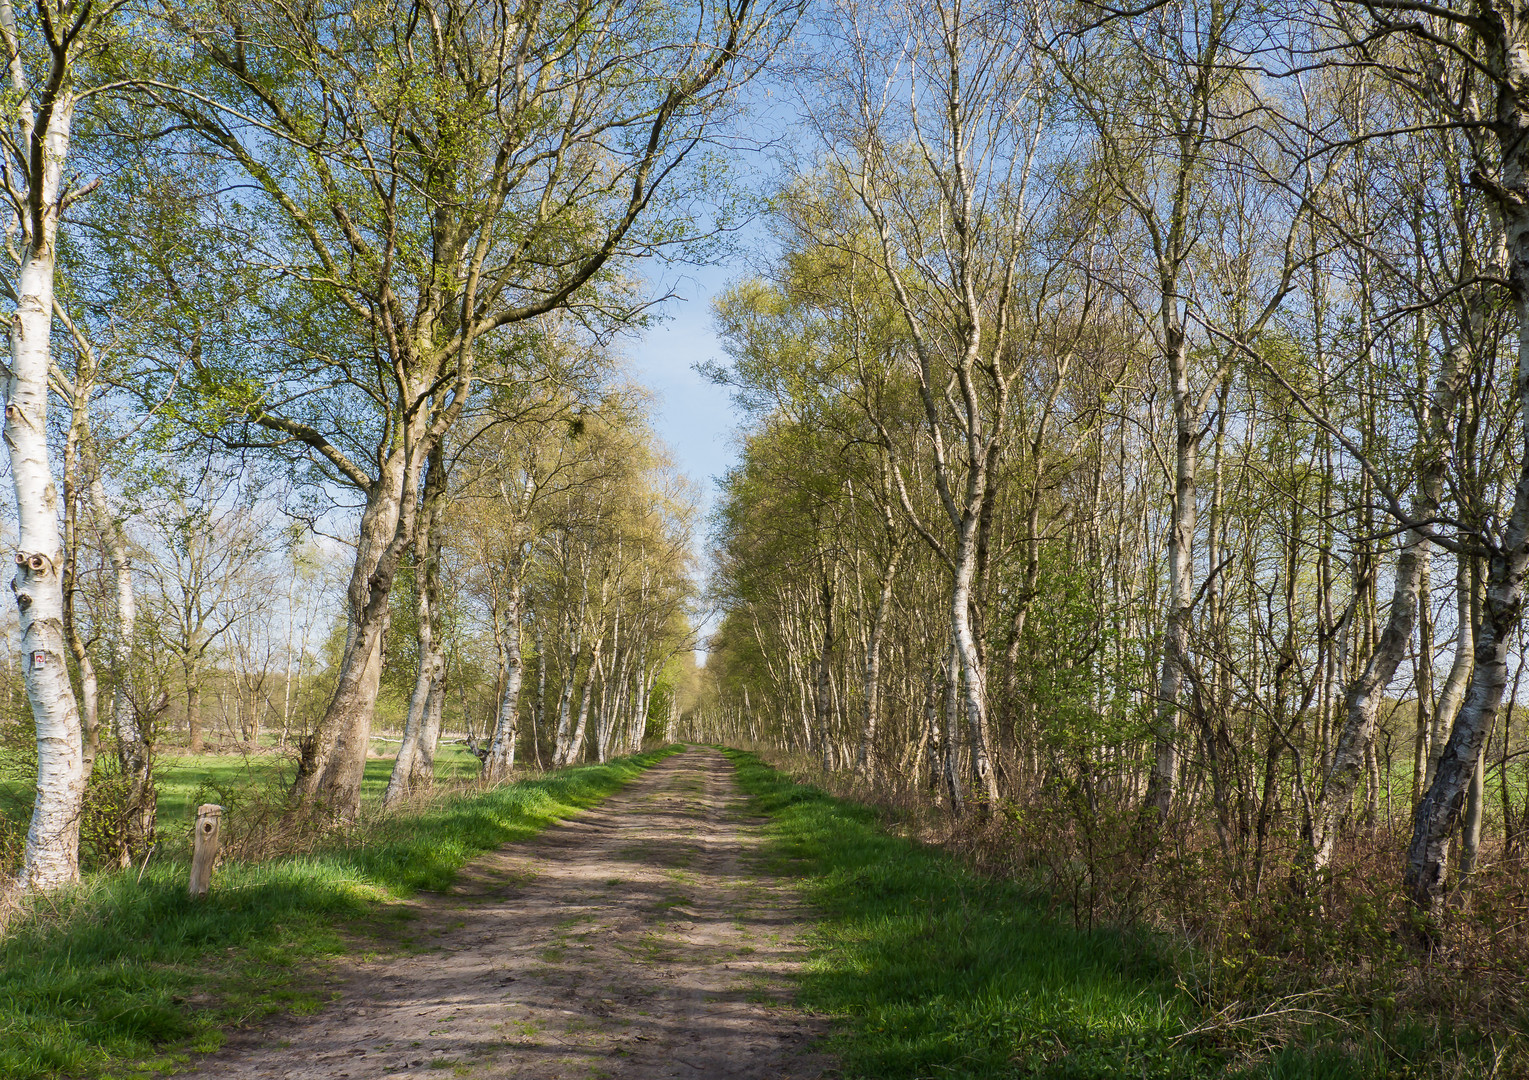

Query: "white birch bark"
<box><xmin>483</xmin><ymin>549</ymin><xmax>525</xmax><ymax>782</ymax></box>
<box><xmin>1311</xmin><ymin>354</ymin><xmax>1457</xmax><ymax>870</ymax></box>
<box><xmin>83</xmin><ymin>436</ymin><xmax>151</xmax><ymax>861</ymax></box>
<box><xmin>294</xmin><ymin>453</ymin><xmax>406</xmax><ymax>812</ymax></box>
<box><xmin>856</xmin><ymin>541</ymin><xmax>901</xmax><ymax>782</ymax></box>
<box><xmin>1425</xmin><ymin>559</ymin><xmax>1474</xmax><ymax>789</ymax></box>
<box><xmin>1147</xmin><ymin>332</ymin><xmax>1195</xmax><ymax>821</ymax></box>
<box><xmin>383</xmin><ymin>448</ymin><xmax>447</xmax><ymax>807</ymax></box>
<box><xmin>532</xmin><ymin>618</ymin><xmax>547</xmax><ymax>768</ymax></box>
<box><xmin>1402</xmin><ymin>8</ymin><xmax>1529</xmax><ymax>925</ymax></box>
<box><xmin>1</xmin><ymin>0</ymin><xmax>88</xmax><ymax>888</ymax></box>
<box><xmin>566</xmin><ymin>639</ymin><xmax>601</xmax><ymax>766</ymax></box>
<box><xmin>941</xmin><ymin>630</ymin><xmax>964</xmax><ymax>812</ymax></box>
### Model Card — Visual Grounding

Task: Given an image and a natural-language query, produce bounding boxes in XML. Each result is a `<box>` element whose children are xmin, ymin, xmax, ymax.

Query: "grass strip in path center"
<box><xmin>723</xmin><ymin>748</ymin><xmax>1219</xmax><ymax>1080</ymax></box>
<box><xmin>0</xmin><ymin>745</ymin><xmax>684</xmax><ymax>1080</ymax></box>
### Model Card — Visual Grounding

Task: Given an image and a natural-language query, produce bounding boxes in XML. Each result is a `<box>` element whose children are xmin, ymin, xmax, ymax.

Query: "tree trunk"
<box><xmin>1407</xmin><ymin>537</ymin><xmax>1524</xmax><ymax>926</ymax></box>
<box><xmin>856</xmin><ymin>549</ymin><xmax>899</xmax><ymax>783</ymax></box>
<box><xmin>383</xmin><ymin>446</ymin><xmax>447</xmax><ymax>807</ymax></box>
<box><xmin>553</xmin><ymin>650</ymin><xmax>579</xmax><ymax>766</ymax></box>
<box><xmin>1407</xmin><ymin>100</ymin><xmax>1529</xmax><ymax>917</ymax></box>
<box><xmin>483</xmin><ymin>554</ymin><xmax>525</xmax><ymax>782</ymax></box>
<box><xmin>533</xmin><ymin>619</ymin><xmax>547</xmax><ymax>769</ymax></box>
<box><xmin>8</xmin><ymin>87</ymin><xmax>85</xmax><ymax>892</ymax></box>
<box><xmin>941</xmin><ymin>630</ymin><xmax>964</xmax><ymax>812</ymax></box>
<box><xmin>952</xmin><ymin>519</ymin><xmax>999</xmax><ymax>807</ymax></box>
<box><xmin>1312</xmin><ymin>354</ymin><xmax>1457</xmax><ymax>871</ymax></box>
<box><xmin>61</xmin><ymin>380</ymin><xmax>100</xmax><ymax>785</ymax></box>
<box><xmin>1460</xmin><ymin>739</ymin><xmax>1488</xmax><ymax>882</ymax></box>
<box><xmin>1147</xmin><ymin>333</ymin><xmax>1196</xmax><ymax>822</ymax></box>
<box><xmin>86</xmin><ymin>439</ymin><xmax>151</xmax><ymax>864</ymax></box>
<box><xmin>412</xmin><ymin>672</ymin><xmax>446</xmax><ymax>789</ymax></box>
<box><xmin>383</xmin><ymin>599</ymin><xmax>438</xmax><ymax>807</ymax></box>
<box><xmin>1413</xmin><ymin>555</ymin><xmax>1434</xmax><ymax>809</ymax></box>
<box><xmin>293</xmin><ymin>446</ymin><xmax>412</xmax><ymax>817</ymax></box>
<box><xmin>187</xmin><ymin>675</ymin><xmax>203</xmax><ymax>754</ymax></box>
<box><xmin>566</xmin><ymin>643</ymin><xmax>601</xmax><ymax>767</ymax></box>
<box><xmin>815</xmin><ymin>566</ymin><xmax>836</xmax><ymax>774</ymax></box>
<box><xmin>1427</xmin><ymin>557</ymin><xmax>1476</xmax><ymax>789</ymax></box>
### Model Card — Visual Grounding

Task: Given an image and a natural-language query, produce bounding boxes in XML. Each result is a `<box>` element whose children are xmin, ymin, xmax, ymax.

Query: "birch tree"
<box><xmin>1</xmin><ymin>0</ymin><xmax>124</xmax><ymax>889</ymax></box>
<box><xmin>800</xmin><ymin>0</ymin><xmax>1070</xmax><ymax>809</ymax></box>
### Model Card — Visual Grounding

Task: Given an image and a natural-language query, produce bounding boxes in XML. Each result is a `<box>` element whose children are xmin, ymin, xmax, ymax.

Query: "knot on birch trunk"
<box><xmin>13</xmin><ymin>550</ymin><xmax>54</xmax><ymax>577</ymax></box>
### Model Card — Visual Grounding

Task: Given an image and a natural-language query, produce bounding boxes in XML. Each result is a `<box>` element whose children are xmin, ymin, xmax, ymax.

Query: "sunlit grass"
<box><xmin>725</xmin><ymin>749</ymin><xmax>1514</xmax><ymax>1080</ymax></box>
<box><xmin>724</xmin><ymin>748</ymin><xmax>1207</xmax><ymax>1079</ymax></box>
<box><xmin>0</xmin><ymin>745</ymin><xmax>682</xmax><ymax>1080</ymax></box>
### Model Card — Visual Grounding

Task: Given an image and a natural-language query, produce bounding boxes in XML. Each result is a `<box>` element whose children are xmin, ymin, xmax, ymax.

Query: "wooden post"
<box><xmin>189</xmin><ymin>803</ymin><xmax>224</xmax><ymax>897</ymax></box>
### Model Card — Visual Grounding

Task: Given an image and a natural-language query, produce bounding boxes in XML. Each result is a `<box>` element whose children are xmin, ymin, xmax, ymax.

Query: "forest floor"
<box><xmin>171</xmin><ymin>747</ymin><xmax>833</xmax><ymax>1080</ymax></box>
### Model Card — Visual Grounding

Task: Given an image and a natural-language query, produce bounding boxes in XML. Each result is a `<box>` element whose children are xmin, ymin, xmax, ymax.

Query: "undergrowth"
<box><xmin>725</xmin><ymin>748</ymin><xmax>1522</xmax><ymax>1079</ymax></box>
<box><xmin>0</xmin><ymin>745</ymin><xmax>680</xmax><ymax>1080</ymax></box>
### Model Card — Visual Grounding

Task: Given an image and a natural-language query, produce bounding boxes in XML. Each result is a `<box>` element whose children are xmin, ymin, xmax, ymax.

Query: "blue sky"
<box><xmin>626</xmin><ymin>271</ymin><xmax>743</xmax><ymax>558</ymax></box>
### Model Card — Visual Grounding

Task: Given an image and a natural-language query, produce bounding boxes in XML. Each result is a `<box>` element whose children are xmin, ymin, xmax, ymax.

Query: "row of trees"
<box><xmin>699</xmin><ymin>0</ymin><xmax>1529</xmax><ymax>941</ymax></box>
<box><xmin>3</xmin><ymin>0</ymin><xmax>784</xmax><ymax>890</ymax></box>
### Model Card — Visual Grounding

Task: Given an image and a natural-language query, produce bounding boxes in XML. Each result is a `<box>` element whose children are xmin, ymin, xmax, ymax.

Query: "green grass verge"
<box><xmin>724</xmin><ymin>748</ymin><xmax>1209</xmax><ymax>1079</ymax></box>
<box><xmin>726</xmin><ymin>750</ymin><xmax>1519</xmax><ymax>1080</ymax></box>
<box><xmin>0</xmin><ymin>745</ymin><xmax>682</xmax><ymax>1080</ymax></box>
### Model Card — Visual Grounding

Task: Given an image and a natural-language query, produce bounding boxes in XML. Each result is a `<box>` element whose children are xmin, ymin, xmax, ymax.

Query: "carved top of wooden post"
<box><xmin>189</xmin><ymin>803</ymin><xmax>225</xmax><ymax>897</ymax></box>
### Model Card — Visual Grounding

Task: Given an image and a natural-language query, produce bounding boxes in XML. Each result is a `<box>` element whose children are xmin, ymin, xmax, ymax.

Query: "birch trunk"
<box><xmin>483</xmin><ymin>550</ymin><xmax>525</xmax><ymax>782</ymax></box>
<box><xmin>384</xmin><ymin>618</ymin><xmax>435</xmax><ymax>808</ymax></box>
<box><xmin>1459</xmin><ymin>737</ymin><xmax>1489</xmax><ymax>881</ymax></box>
<box><xmin>383</xmin><ymin>445</ymin><xmax>447</xmax><ymax>807</ymax></box>
<box><xmin>533</xmin><ymin>619</ymin><xmax>547</xmax><ymax>769</ymax></box>
<box><xmin>630</xmin><ymin>663</ymin><xmax>652</xmax><ymax>753</ymax></box>
<box><xmin>83</xmin><ymin>437</ymin><xmax>151</xmax><ymax>862</ymax></box>
<box><xmin>553</xmin><ymin>647</ymin><xmax>577</xmax><ymax>766</ymax></box>
<box><xmin>292</xmin><ymin>447</ymin><xmax>410</xmax><ymax>816</ymax></box>
<box><xmin>941</xmin><ymin>630</ymin><xmax>964</xmax><ymax>812</ymax></box>
<box><xmin>1413</xmin><ymin>555</ymin><xmax>1434</xmax><ymax>808</ymax></box>
<box><xmin>566</xmin><ymin>643</ymin><xmax>601</xmax><ymax>766</ymax></box>
<box><xmin>1426</xmin><ymin>557</ymin><xmax>1475</xmax><ymax>789</ymax></box>
<box><xmin>552</xmin><ymin>564</ymin><xmax>592</xmax><ymax>767</ymax></box>
<box><xmin>1405</xmin><ymin>24</ymin><xmax>1529</xmax><ymax>923</ymax></box>
<box><xmin>413</xmin><ymin>673</ymin><xmax>446</xmax><ymax>788</ymax></box>
<box><xmin>1147</xmin><ymin>332</ymin><xmax>1195</xmax><ymax>821</ymax></box>
<box><xmin>1407</xmin><ymin>540</ymin><xmax>1524</xmax><ymax>924</ymax></box>
<box><xmin>60</xmin><ymin>402</ymin><xmax>99</xmax><ymax>781</ymax></box>
<box><xmin>855</xmin><ymin>561</ymin><xmax>896</xmax><ymax>782</ymax></box>
<box><xmin>6</xmin><ymin>79</ymin><xmax>84</xmax><ymax>891</ymax></box>
<box><xmin>814</xmin><ymin>566</ymin><xmax>835</xmax><ymax>774</ymax></box>
<box><xmin>1311</xmin><ymin>352</ymin><xmax>1458</xmax><ymax>871</ymax></box>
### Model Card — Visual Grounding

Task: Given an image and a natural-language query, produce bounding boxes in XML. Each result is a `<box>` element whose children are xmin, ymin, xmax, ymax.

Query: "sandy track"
<box><xmin>175</xmin><ymin>748</ymin><xmax>832</xmax><ymax>1080</ymax></box>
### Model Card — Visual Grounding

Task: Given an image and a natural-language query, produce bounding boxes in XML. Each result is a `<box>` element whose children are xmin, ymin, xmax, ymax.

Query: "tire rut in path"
<box><xmin>177</xmin><ymin>748</ymin><xmax>833</xmax><ymax>1080</ymax></box>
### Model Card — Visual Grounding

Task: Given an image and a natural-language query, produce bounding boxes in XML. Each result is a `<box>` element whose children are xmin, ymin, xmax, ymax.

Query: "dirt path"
<box><xmin>177</xmin><ymin>748</ymin><xmax>833</xmax><ymax>1080</ymax></box>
